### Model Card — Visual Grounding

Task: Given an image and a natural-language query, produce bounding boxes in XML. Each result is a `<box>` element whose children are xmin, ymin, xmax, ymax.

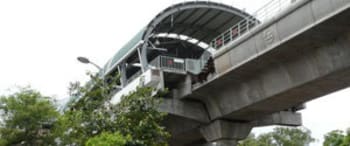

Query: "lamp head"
<box><xmin>77</xmin><ymin>57</ymin><xmax>90</xmax><ymax>64</ymax></box>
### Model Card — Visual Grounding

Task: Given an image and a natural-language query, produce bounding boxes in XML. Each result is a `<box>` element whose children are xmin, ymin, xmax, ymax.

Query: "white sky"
<box><xmin>0</xmin><ymin>0</ymin><xmax>349</xmax><ymax>145</ymax></box>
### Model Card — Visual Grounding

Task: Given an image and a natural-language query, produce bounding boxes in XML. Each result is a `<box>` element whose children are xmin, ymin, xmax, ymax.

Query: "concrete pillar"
<box><xmin>200</xmin><ymin>120</ymin><xmax>252</xmax><ymax>146</ymax></box>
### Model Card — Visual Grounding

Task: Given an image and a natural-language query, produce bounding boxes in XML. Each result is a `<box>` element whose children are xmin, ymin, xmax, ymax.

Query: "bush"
<box><xmin>85</xmin><ymin>132</ymin><xmax>131</xmax><ymax>146</ymax></box>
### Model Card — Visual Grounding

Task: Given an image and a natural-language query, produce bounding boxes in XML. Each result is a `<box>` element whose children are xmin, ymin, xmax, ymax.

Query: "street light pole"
<box><xmin>77</xmin><ymin>56</ymin><xmax>102</xmax><ymax>70</ymax></box>
<box><xmin>77</xmin><ymin>56</ymin><xmax>106</xmax><ymax>94</ymax></box>
<box><xmin>77</xmin><ymin>56</ymin><xmax>113</xmax><ymax>109</ymax></box>
<box><xmin>76</xmin><ymin>56</ymin><xmax>115</xmax><ymax>119</ymax></box>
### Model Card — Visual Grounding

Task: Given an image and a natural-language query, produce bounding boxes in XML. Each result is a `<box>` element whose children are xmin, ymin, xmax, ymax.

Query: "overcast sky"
<box><xmin>0</xmin><ymin>0</ymin><xmax>349</xmax><ymax>145</ymax></box>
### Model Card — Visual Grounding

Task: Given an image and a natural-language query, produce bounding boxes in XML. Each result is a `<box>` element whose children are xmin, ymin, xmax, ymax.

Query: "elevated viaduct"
<box><xmin>73</xmin><ymin>0</ymin><xmax>350</xmax><ymax>145</ymax></box>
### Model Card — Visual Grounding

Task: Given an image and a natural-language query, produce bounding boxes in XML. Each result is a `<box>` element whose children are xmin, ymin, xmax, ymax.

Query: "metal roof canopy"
<box><xmin>142</xmin><ymin>1</ymin><xmax>254</xmax><ymax>44</ymax></box>
<box><xmin>104</xmin><ymin>1</ymin><xmax>255</xmax><ymax>74</ymax></box>
<box><xmin>140</xmin><ymin>1</ymin><xmax>255</xmax><ymax>70</ymax></box>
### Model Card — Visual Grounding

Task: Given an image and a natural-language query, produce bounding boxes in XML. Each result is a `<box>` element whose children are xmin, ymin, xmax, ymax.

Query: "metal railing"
<box><xmin>210</xmin><ymin>0</ymin><xmax>298</xmax><ymax>49</ymax></box>
<box><xmin>150</xmin><ymin>56</ymin><xmax>186</xmax><ymax>73</ymax></box>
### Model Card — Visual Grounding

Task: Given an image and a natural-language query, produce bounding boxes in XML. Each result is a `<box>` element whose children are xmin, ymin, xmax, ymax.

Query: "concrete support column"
<box><xmin>200</xmin><ymin>120</ymin><xmax>252</xmax><ymax>146</ymax></box>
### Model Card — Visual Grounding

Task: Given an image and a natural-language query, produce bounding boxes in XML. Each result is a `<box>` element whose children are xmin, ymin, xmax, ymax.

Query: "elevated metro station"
<box><xmin>69</xmin><ymin>0</ymin><xmax>350</xmax><ymax>145</ymax></box>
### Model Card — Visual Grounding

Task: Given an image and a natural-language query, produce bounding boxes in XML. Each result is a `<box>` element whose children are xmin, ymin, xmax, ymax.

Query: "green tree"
<box><xmin>53</xmin><ymin>72</ymin><xmax>169</xmax><ymax>145</ymax></box>
<box><xmin>238</xmin><ymin>127</ymin><xmax>315</xmax><ymax>146</ymax></box>
<box><xmin>344</xmin><ymin>129</ymin><xmax>350</xmax><ymax>146</ymax></box>
<box><xmin>238</xmin><ymin>134</ymin><xmax>260</xmax><ymax>146</ymax></box>
<box><xmin>271</xmin><ymin>127</ymin><xmax>314</xmax><ymax>146</ymax></box>
<box><xmin>0</xmin><ymin>87</ymin><xmax>59</xmax><ymax>145</ymax></box>
<box><xmin>52</xmin><ymin>110</ymin><xmax>87</xmax><ymax>145</ymax></box>
<box><xmin>238</xmin><ymin>133</ymin><xmax>274</xmax><ymax>146</ymax></box>
<box><xmin>256</xmin><ymin>133</ymin><xmax>275</xmax><ymax>146</ymax></box>
<box><xmin>85</xmin><ymin>132</ymin><xmax>131</xmax><ymax>146</ymax></box>
<box><xmin>323</xmin><ymin>130</ymin><xmax>345</xmax><ymax>146</ymax></box>
<box><xmin>115</xmin><ymin>87</ymin><xmax>170</xmax><ymax>146</ymax></box>
<box><xmin>52</xmin><ymin>73</ymin><xmax>120</xmax><ymax>145</ymax></box>
<box><xmin>323</xmin><ymin>129</ymin><xmax>350</xmax><ymax>146</ymax></box>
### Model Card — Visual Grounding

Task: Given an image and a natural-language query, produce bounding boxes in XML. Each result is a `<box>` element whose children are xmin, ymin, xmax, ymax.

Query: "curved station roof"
<box><xmin>102</xmin><ymin>1</ymin><xmax>255</xmax><ymax>75</ymax></box>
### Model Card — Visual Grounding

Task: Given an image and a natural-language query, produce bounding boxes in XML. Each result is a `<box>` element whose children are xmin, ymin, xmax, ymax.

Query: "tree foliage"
<box><xmin>0</xmin><ymin>88</ymin><xmax>59</xmax><ymax>146</ymax></box>
<box><xmin>52</xmin><ymin>110</ymin><xmax>87</xmax><ymax>145</ymax></box>
<box><xmin>115</xmin><ymin>87</ymin><xmax>170</xmax><ymax>146</ymax></box>
<box><xmin>52</xmin><ymin>72</ymin><xmax>170</xmax><ymax>146</ymax></box>
<box><xmin>238</xmin><ymin>127</ymin><xmax>315</xmax><ymax>146</ymax></box>
<box><xmin>52</xmin><ymin>73</ymin><xmax>121</xmax><ymax>145</ymax></box>
<box><xmin>85</xmin><ymin>132</ymin><xmax>131</xmax><ymax>146</ymax></box>
<box><xmin>323</xmin><ymin>129</ymin><xmax>350</xmax><ymax>146</ymax></box>
<box><xmin>0</xmin><ymin>72</ymin><xmax>169</xmax><ymax>146</ymax></box>
<box><xmin>271</xmin><ymin>127</ymin><xmax>314</xmax><ymax>146</ymax></box>
<box><xmin>239</xmin><ymin>134</ymin><xmax>261</xmax><ymax>146</ymax></box>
